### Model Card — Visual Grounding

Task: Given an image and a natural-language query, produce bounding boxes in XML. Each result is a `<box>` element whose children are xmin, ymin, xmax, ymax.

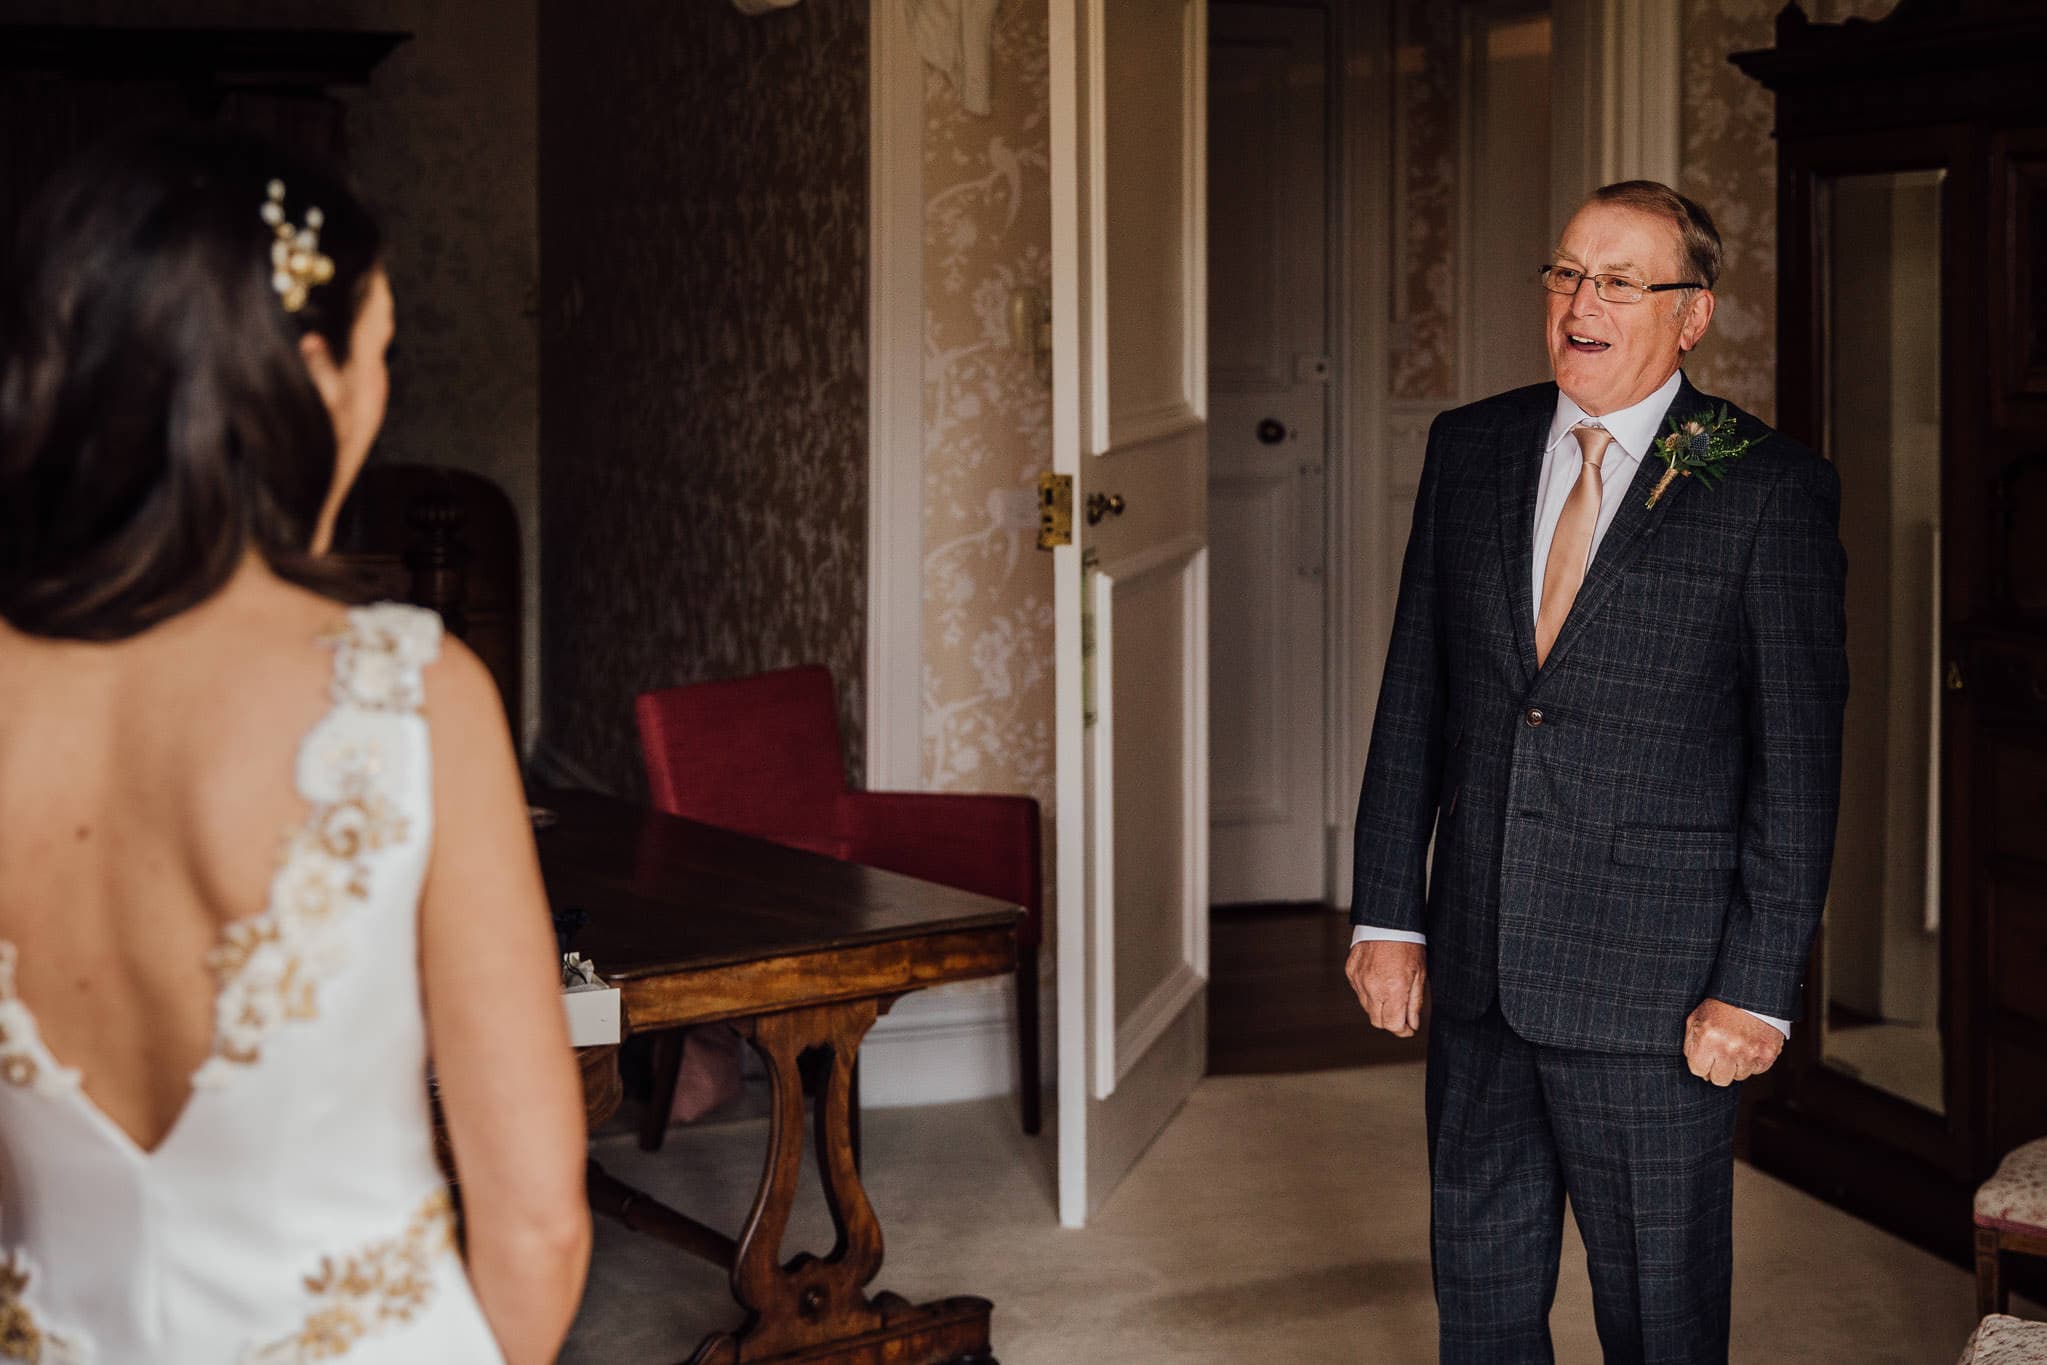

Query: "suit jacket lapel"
<box><xmin>1494</xmin><ymin>392</ymin><xmax>1552</xmax><ymax>685</ymax></box>
<box><xmin>1537</xmin><ymin>372</ymin><xmax>1701</xmax><ymax>678</ymax></box>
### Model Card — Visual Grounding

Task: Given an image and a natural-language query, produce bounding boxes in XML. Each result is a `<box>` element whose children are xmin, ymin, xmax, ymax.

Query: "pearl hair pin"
<box><xmin>260</xmin><ymin>179</ymin><xmax>334</xmax><ymax>314</ymax></box>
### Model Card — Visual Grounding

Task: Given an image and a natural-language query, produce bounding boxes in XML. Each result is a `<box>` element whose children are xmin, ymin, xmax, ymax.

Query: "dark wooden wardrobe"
<box><xmin>1734</xmin><ymin>0</ymin><xmax>2047</xmax><ymax>1267</ymax></box>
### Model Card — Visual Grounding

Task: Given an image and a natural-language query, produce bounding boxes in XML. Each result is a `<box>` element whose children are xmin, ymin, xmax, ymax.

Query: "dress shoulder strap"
<box><xmin>324</xmin><ymin>604</ymin><xmax>444</xmax><ymax>715</ymax></box>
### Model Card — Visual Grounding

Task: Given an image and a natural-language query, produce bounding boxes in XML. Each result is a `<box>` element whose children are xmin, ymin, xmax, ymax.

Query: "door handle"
<box><xmin>1086</xmin><ymin>492</ymin><xmax>1126</xmax><ymax>526</ymax></box>
<box><xmin>1257</xmin><ymin>418</ymin><xmax>1288</xmax><ymax>445</ymax></box>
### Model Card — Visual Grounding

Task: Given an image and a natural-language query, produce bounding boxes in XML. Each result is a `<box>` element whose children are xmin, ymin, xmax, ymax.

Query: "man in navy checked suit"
<box><xmin>1346</xmin><ymin>181</ymin><xmax>1848</xmax><ymax>1363</ymax></box>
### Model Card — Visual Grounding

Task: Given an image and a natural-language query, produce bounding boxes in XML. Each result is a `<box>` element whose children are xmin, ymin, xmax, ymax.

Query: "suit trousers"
<box><xmin>1426</xmin><ymin>1003</ymin><xmax>1740</xmax><ymax>1365</ymax></box>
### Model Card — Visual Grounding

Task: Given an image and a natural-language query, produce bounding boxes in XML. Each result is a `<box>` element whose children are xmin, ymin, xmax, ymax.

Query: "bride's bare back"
<box><xmin>0</xmin><ymin>570</ymin><xmax>344</xmax><ymax>1152</ymax></box>
<box><xmin>0</xmin><ymin>124</ymin><xmax>588</xmax><ymax>1359</ymax></box>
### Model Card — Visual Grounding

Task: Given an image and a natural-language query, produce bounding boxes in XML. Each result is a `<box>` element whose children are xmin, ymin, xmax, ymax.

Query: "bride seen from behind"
<box><xmin>0</xmin><ymin>125</ymin><xmax>587</xmax><ymax>1361</ymax></box>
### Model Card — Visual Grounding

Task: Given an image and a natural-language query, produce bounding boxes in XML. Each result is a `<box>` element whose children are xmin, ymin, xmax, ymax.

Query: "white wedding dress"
<box><xmin>0</xmin><ymin>605</ymin><xmax>504</xmax><ymax>1363</ymax></box>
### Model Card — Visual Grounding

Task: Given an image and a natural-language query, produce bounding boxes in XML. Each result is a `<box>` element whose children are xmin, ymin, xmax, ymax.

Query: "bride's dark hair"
<box><xmin>0</xmin><ymin>123</ymin><xmax>382</xmax><ymax>640</ymax></box>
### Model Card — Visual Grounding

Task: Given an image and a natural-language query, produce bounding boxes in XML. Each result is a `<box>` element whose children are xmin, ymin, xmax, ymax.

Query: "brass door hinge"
<box><xmin>1038</xmin><ymin>472</ymin><xmax>1073</xmax><ymax>549</ymax></box>
<box><xmin>1082</xmin><ymin>547</ymin><xmax>1099</xmax><ymax>726</ymax></box>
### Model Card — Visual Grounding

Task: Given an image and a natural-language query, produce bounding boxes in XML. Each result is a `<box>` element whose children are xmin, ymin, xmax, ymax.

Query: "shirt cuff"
<box><xmin>1738</xmin><ymin>1008</ymin><xmax>1791</xmax><ymax>1039</ymax></box>
<box><xmin>1350</xmin><ymin>925</ymin><xmax>1426</xmax><ymax>947</ymax></box>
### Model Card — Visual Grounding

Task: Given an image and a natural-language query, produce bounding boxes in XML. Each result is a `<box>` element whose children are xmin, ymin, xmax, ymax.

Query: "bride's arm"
<box><xmin>419</xmin><ymin>639</ymin><xmax>590</xmax><ymax>1363</ymax></box>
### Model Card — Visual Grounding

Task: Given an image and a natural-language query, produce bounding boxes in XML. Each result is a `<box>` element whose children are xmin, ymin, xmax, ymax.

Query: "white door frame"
<box><xmin>867</xmin><ymin>0</ymin><xmax>926</xmax><ymax>793</ymax></box>
<box><xmin>1549</xmin><ymin>0</ymin><xmax>1681</xmax><ymax>231</ymax></box>
<box><xmin>1325</xmin><ymin>0</ymin><xmax>1394</xmax><ymax>910</ymax></box>
<box><xmin>860</xmin><ymin>0</ymin><xmax>1038</xmax><ymax>1108</ymax></box>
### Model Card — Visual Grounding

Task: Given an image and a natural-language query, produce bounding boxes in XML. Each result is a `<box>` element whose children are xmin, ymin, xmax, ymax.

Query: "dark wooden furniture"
<box><xmin>1980</xmin><ymin>1215</ymin><xmax>2047</xmax><ymax>1318</ymax></box>
<box><xmin>534</xmin><ymin>786</ymin><xmax>1015</xmax><ymax>1365</ymax></box>
<box><xmin>0</xmin><ymin>25</ymin><xmax>405</xmax><ymax>248</ymax></box>
<box><xmin>332</xmin><ymin>463</ymin><xmax>525</xmax><ymax>725</ymax></box>
<box><xmin>1733</xmin><ymin>1</ymin><xmax>2047</xmax><ymax>1268</ymax></box>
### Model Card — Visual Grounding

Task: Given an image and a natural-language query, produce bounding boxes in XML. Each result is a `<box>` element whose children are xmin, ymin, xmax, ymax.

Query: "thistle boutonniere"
<box><xmin>1646</xmin><ymin>404</ymin><xmax>1757</xmax><ymax>509</ymax></box>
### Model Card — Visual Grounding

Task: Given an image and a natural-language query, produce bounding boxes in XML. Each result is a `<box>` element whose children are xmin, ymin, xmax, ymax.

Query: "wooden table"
<box><xmin>532</xmin><ymin>787</ymin><xmax>1019</xmax><ymax>1365</ymax></box>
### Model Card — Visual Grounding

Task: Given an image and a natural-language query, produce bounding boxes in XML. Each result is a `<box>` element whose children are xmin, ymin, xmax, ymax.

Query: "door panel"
<box><xmin>1207</xmin><ymin>2</ymin><xmax>1329</xmax><ymax>905</ymax></box>
<box><xmin>1210</xmin><ymin>474</ymin><xmax>1292</xmax><ymax>824</ymax></box>
<box><xmin>1052</xmin><ymin>0</ymin><xmax>1210</xmax><ymax>1227</ymax></box>
<box><xmin>1104</xmin><ymin>0</ymin><xmax>1201</xmax><ymax>444</ymax></box>
<box><xmin>1098</xmin><ymin>549</ymin><xmax>1208</xmax><ymax>1096</ymax></box>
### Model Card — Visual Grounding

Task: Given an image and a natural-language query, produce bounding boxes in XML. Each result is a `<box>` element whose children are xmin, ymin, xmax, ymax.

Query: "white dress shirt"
<box><xmin>1352</xmin><ymin>371</ymin><xmax>1792</xmax><ymax>1038</ymax></box>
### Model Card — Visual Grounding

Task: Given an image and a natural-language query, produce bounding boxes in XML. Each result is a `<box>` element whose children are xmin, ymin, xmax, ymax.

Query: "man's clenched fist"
<box><xmin>1683</xmin><ymin>998</ymin><xmax>1784</xmax><ymax>1086</ymax></box>
<box><xmin>1346</xmin><ymin>939</ymin><xmax>1426</xmax><ymax>1038</ymax></box>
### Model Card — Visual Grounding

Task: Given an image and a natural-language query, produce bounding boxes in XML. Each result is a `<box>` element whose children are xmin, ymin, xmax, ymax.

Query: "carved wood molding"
<box><xmin>1731</xmin><ymin>2</ymin><xmax>2047</xmax><ymax>134</ymax></box>
<box><xmin>0</xmin><ymin>25</ymin><xmax>408</xmax><ymax>88</ymax></box>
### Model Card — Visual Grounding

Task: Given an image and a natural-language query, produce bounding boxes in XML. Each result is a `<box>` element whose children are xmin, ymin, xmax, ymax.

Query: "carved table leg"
<box><xmin>686</xmin><ymin>999</ymin><xmax>995</xmax><ymax>1365</ymax></box>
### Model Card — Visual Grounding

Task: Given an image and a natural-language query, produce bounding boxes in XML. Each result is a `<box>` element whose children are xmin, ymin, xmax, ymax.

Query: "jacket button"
<box><xmin>1524</xmin><ymin>707</ymin><xmax>1544</xmax><ymax>728</ymax></box>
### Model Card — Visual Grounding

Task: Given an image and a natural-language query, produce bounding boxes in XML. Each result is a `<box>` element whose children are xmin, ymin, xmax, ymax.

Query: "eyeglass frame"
<box><xmin>1537</xmin><ymin>264</ymin><xmax>1705</xmax><ymax>305</ymax></box>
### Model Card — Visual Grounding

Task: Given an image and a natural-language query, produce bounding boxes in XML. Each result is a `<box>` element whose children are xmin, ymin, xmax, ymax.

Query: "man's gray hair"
<box><xmin>1591</xmin><ymin>180</ymin><xmax>1724</xmax><ymax>292</ymax></box>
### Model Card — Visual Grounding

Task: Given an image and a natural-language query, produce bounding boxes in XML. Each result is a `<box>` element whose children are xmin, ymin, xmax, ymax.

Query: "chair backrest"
<box><xmin>635</xmin><ymin>665</ymin><xmax>848</xmax><ymax>843</ymax></box>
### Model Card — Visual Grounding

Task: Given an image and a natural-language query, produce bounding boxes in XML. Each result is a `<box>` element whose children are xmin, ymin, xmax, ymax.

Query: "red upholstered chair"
<box><xmin>635</xmin><ymin>665</ymin><xmax>1043</xmax><ymax>1141</ymax></box>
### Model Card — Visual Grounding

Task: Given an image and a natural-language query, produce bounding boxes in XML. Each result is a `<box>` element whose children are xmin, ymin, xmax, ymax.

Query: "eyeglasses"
<box><xmin>1538</xmin><ymin>265</ymin><xmax>1703</xmax><ymax>304</ymax></box>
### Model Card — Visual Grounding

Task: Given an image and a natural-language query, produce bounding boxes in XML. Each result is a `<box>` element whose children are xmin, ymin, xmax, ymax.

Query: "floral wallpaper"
<box><xmin>538</xmin><ymin>0</ymin><xmax>870</xmax><ymax>795</ymax></box>
<box><xmin>920</xmin><ymin>0</ymin><xmax>1056</xmax><ymax>817</ymax></box>
<box><xmin>1390</xmin><ymin>0</ymin><xmax>1460</xmax><ymax>402</ymax></box>
<box><xmin>0</xmin><ymin>0</ymin><xmax>543</xmax><ymax>744</ymax></box>
<box><xmin>1679</xmin><ymin>0</ymin><xmax>1900</xmax><ymax>423</ymax></box>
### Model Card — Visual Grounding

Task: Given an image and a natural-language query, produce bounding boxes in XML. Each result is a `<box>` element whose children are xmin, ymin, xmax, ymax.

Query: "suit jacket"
<box><xmin>1350</xmin><ymin>374</ymin><xmax>1849</xmax><ymax>1054</ymax></box>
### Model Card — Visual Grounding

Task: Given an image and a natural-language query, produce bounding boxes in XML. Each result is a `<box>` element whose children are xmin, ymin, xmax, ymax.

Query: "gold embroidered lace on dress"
<box><xmin>245</xmin><ymin>1192</ymin><xmax>457</xmax><ymax>1364</ymax></box>
<box><xmin>195</xmin><ymin>612</ymin><xmax>433</xmax><ymax>1085</ymax></box>
<box><xmin>200</xmin><ymin>775</ymin><xmax>411</xmax><ymax>1073</ymax></box>
<box><xmin>0</xmin><ymin>948</ymin><xmax>77</xmax><ymax>1099</ymax></box>
<box><xmin>0</xmin><ymin>1253</ymin><xmax>86</xmax><ymax>1364</ymax></box>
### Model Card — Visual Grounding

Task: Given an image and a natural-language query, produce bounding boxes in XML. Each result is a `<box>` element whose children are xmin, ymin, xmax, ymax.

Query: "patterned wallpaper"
<box><xmin>537</xmin><ymin>0</ymin><xmax>870</xmax><ymax>795</ymax></box>
<box><xmin>1390</xmin><ymin>0</ymin><xmax>1460</xmax><ymax>402</ymax></box>
<box><xmin>0</xmin><ymin>0</ymin><xmax>543</xmax><ymax>743</ymax></box>
<box><xmin>1679</xmin><ymin>0</ymin><xmax>1899</xmax><ymax>423</ymax></box>
<box><xmin>919</xmin><ymin>0</ymin><xmax>1056</xmax><ymax>814</ymax></box>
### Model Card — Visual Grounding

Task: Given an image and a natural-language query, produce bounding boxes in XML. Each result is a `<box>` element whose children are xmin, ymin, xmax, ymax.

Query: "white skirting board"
<box><xmin>857</xmin><ymin>971</ymin><xmax>1054</xmax><ymax>1109</ymax></box>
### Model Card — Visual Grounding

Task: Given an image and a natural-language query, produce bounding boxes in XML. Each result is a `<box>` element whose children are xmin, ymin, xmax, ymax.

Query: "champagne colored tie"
<box><xmin>1535</xmin><ymin>423</ymin><xmax>1612</xmax><ymax>666</ymax></box>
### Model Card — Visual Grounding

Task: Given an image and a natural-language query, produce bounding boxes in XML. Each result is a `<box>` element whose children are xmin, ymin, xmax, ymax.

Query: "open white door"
<box><xmin>1050</xmin><ymin>0</ymin><xmax>1210</xmax><ymax>1228</ymax></box>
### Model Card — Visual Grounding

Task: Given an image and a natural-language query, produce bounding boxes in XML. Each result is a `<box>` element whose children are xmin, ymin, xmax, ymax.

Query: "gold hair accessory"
<box><xmin>259</xmin><ymin>179</ymin><xmax>334</xmax><ymax>314</ymax></box>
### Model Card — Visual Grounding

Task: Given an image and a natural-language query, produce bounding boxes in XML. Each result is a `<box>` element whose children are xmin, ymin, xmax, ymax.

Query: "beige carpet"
<box><xmin>563</xmin><ymin>1063</ymin><xmax>2005</xmax><ymax>1363</ymax></box>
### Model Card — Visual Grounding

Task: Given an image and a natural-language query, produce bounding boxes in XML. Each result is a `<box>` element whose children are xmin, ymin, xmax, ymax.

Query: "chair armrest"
<box><xmin>839</xmin><ymin>790</ymin><xmax>1042</xmax><ymax>945</ymax></box>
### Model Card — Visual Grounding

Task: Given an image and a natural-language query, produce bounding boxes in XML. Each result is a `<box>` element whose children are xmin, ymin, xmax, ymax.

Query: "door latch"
<box><xmin>1038</xmin><ymin>472</ymin><xmax>1073</xmax><ymax>549</ymax></box>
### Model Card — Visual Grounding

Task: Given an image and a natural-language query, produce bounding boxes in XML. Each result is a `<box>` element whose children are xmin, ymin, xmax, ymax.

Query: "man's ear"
<box><xmin>299</xmin><ymin>331</ymin><xmax>343</xmax><ymax>409</ymax></box>
<box><xmin>1678</xmin><ymin>289</ymin><xmax>1716</xmax><ymax>353</ymax></box>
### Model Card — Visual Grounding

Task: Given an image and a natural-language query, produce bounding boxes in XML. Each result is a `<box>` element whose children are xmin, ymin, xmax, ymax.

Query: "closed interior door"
<box><xmin>1207</xmin><ymin>1</ymin><xmax>1330</xmax><ymax>906</ymax></box>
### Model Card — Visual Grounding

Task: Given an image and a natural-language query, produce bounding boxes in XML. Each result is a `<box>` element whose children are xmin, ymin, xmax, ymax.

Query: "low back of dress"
<box><xmin>0</xmin><ymin>604</ymin><xmax>502</xmax><ymax>1363</ymax></box>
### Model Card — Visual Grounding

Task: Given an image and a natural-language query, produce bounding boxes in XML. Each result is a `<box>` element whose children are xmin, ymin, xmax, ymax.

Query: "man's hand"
<box><xmin>1346</xmin><ymin>940</ymin><xmax>1426</xmax><ymax>1037</ymax></box>
<box><xmin>1683</xmin><ymin>998</ymin><xmax>1784</xmax><ymax>1086</ymax></box>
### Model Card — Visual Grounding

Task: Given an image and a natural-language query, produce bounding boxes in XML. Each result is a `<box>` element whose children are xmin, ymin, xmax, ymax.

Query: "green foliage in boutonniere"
<box><xmin>1646</xmin><ymin>404</ymin><xmax>1758</xmax><ymax>509</ymax></box>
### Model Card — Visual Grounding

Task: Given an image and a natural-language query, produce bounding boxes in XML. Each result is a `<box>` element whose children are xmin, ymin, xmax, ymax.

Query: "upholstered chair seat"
<box><xmin>1981</xmin><ymin>1141</ymin><xmax>2047</xmax><ymax>1233</ymax></box>
<box><xmin>1959</xmin><ymin>1315</ymin><xmax>2047</xmax><ymax>1364</ymax></box>
<box><xmin>1978</xmin><ymin>1138</ymin><xmax>2047</xmax><ymax>1319</ymax></box>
